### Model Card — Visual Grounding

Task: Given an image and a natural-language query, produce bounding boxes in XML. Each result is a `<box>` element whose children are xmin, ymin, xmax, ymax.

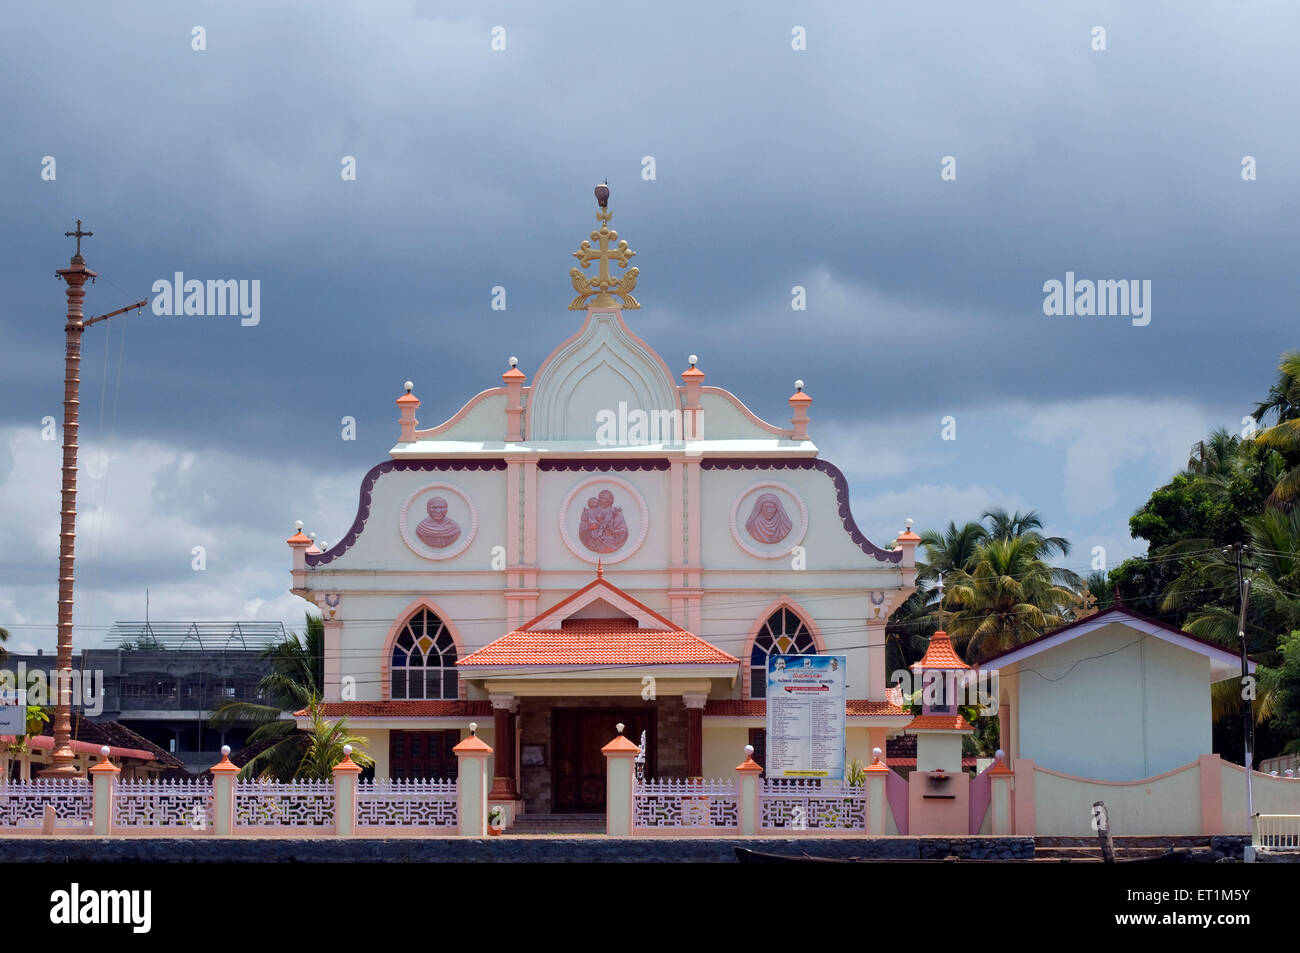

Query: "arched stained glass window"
<box><xmin>390</xmin><ymin>610</ymin><xmax>458</xmax><ymax>700</ymax></box>
<box><xmin>749</xmin><ymin>608</ymin><xmax>815</xmax><ymax>699</ymax></box>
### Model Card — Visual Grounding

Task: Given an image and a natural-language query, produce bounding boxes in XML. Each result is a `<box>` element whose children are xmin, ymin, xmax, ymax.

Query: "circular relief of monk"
<box><xmin>399</xmin><ymin>484</ymin><xmax>478</xmax><ymax>561</ymax></box>
<box><xmin>729</xmin><ymin>482</ymin><xmax>808</xmax><ymax>558</ymax></box>
<box><xmin>559</xmin><ymin>476</ymin><xmax>649</xmax><ymax>565</ymax></box>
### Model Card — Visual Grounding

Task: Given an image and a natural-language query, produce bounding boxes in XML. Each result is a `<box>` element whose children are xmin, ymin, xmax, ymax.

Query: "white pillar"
<box><xmin>736</xmin><ymin>745</ymin><xmax>763</xmax><ymax>835</ymax></box>
<box><xmin>89</xmin><ymin>746</ymin><xmax>118</xmax><ymax>836</ymax></box>
<box><xmin>210</xmin><ymin>744</ymin><xmax>239</xmax><ymax>836</ymax></box>
<box><xmin>865</xmin><ymin>747</ymin><xmax>888</xmax><ymax>834</ymax></box>
<box><xmin>602</xmin><ymin>724</ymin><xmax>640</xmax><ymax>836</ymax></box>
<box><xmin>454</xmin><ymin>723</ymin><xmax>493</xmax><ymax>837</ymax></box>
<box><xmin>332</xmin><ymin>744</ymin><xmax>362</xmax><ymax>836</ymax></box>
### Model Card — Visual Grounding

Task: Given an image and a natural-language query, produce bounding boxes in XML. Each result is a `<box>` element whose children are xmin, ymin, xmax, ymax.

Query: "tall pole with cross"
<box><xmin>40</xmin><ymin>222</ymin><xmax>146</xmax><ymax>778</ymax></box>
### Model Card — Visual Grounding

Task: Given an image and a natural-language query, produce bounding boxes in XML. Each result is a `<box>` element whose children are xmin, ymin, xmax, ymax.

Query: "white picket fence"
<box><xmin>759</xmin><ymin>778</ymin><xmax>867</xmax><ymax>831</ymax></box>
<box><xmin>356</xmin><ymin>778</ymin><xmax>458</xmax><ymax>829</ymax></box>
<box><xmin>0</xmin><ymin>780</ymin><xmax>93</xmax><ymax>829</ymax></box>
<box><xmin>633</xmin><ymin>778</ymin><xmax>741</xmax><ymax>830</ymax></box>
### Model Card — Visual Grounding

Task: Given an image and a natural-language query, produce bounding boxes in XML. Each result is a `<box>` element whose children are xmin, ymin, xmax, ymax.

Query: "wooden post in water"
<box><xmin>1093</xmin><ymin>800</ymin><xmax>1115</xmax><ymax>863</ymax></box>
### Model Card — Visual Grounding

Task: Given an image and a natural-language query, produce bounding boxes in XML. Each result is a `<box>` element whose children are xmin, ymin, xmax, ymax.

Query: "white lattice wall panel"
<box><xmin>759</xmin><ymin>779</ymin><xmax>867</xmax><ymax>831</ymax></box>
<box><xmin>114</xmin><ymin>779</ymin><xmax>214</xmax><ymax>829</ymax></box>
<box><xmin>356</xmin><ymin>779</ymin><xmax>458</xmax><ymax>828</ymax></box>
<box><xmin>234</xmin><ymin>780</ymin><xmax>335</xmax><ymax>827</ymax></box>
<box><xmin>0</xmin><ymin>780</ymin><xmax>93</xmax><ymax>828</ymax></box>
<box><xmin>633</xmin><ymin>778</ymin><xmax>740</xmax><ymax>829</ymax></box>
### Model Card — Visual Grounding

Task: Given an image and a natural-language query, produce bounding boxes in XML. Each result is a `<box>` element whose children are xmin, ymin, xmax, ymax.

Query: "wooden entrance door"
<box><xmin>552</xmin><ymin>708</ymin><xmax>655</xmax><ymax>813</ymax></box>
<box><xmin>389</xmin><ymin>730</ymin><xmax>459</xmax><ymax>780</ymax></box>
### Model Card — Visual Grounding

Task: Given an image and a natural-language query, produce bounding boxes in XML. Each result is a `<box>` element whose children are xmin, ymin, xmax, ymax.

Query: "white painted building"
<box><xmin>981</xmin><ymin>606</ymin><xmax>1251</xmax><ymax>781</ymax></box>
<box><xmin>287</xmin><ymin>186</ymin><xmax>918</xmax><ymax>817</ymax></box>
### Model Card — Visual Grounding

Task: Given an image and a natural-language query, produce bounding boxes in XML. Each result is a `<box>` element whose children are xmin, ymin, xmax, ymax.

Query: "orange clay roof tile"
<box><xmin>910</xmin><ymin>631</ymin><xmax>970</xmax><ymax>671</ymax></box>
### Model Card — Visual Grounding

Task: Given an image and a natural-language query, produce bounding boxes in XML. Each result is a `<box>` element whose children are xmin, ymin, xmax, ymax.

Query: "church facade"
<box><xmin>287</xmin><ymin>186</ymin><xmax>919</xmax><ymax>818</ymax></box>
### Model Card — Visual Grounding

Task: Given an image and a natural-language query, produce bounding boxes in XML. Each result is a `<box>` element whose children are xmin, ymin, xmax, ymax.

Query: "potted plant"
<box><xmin>487</xmin><ymin>805</ymin><xmax>506</xmax><ymax>835</ymax></box>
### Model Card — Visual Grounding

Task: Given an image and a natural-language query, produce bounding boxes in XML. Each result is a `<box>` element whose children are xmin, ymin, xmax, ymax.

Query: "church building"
<box><xmin>287</xmin><ymin>185</ymin><xmax>920</xmax><ymax>819</ymax></box>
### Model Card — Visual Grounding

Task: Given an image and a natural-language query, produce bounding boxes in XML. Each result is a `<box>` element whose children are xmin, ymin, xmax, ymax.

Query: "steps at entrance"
<box><xmin>508</xmin><ymin>814</ymin><xmax>605</xmax><ymax>835</ymax></box>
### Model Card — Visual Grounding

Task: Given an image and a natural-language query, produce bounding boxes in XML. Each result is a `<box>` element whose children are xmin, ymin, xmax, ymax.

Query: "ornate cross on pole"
<box><xmin>568</xmin><ymin>183</ymin><xmax>640</xmax><ymax>310</ymax></box>
<box><xmin>41</xmin><ymin>222</ymin><xmax>146</xmax><ymax>779</ymax></box>
<box><xmin>64</xmin><ymin>220</ymin><xmax>92</xmax><ymax>260</ymax></box>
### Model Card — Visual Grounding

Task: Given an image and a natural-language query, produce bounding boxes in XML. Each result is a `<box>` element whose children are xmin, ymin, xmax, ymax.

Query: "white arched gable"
<box><xmin>528</xmin><ymin>311</ymin><xmax>680</xmax><ymax>441</ymax></box>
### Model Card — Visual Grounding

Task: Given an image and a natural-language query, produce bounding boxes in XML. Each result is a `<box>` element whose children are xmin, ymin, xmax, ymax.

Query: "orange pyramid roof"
<box><xmin>910</xmin><ymin>631</ymin><xmax>970</xmax><ymax>671</ymax></box>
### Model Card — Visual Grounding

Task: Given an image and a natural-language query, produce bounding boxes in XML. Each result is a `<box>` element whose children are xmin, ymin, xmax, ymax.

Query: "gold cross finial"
<box><xmin>64</xmin><ymin>219</ymin><xmax>92</xmax><ymax>261</ymax></box>
<box><xmin>568</xmin><ymin>184</ymin><xmax>640</xmax><ymax>310</ymax></box>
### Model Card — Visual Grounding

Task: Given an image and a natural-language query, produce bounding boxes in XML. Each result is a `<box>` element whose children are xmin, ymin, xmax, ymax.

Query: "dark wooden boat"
<box><xmin>734</xmin><ymin>847</ymin><xmax>860</xmax><ymax>863</ymax></box>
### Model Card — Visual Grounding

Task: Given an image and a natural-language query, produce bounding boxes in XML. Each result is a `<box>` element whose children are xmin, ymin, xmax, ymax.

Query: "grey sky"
<box><xmin>0</xmin><ymin>1</ymin><xmax>1295</xmax><ymax>648</ymax></box>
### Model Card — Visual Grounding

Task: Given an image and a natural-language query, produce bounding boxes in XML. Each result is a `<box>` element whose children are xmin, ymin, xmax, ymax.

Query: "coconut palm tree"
<box><xmin>1186</xmin><ymin>428</ymin><xmax>1243</xmax><ymax>478</ymax></box>
<box><xmin>982</xmin><ymin>508</ymin><xmax>1071</xmax><ymax>559</ymax></box>
<box><xmin>1253</xmin><ymin>351</ymin><xmax>1300</xmax><ymax>509</ymax></box>
<box><xmin>294</xmin><ymin>701</ymin><xmax>374</xmax><ymax>780</ymax></box>
<box><xmin>0</xmin><ymin>625</ymin><xmax>8</xmax><ymax>664</ymax></box>
<box><xmin>208</xmin><ymin>613</ymin><xmax>325</xmax><ymax>780</ymax></box>
<box><xmin>943</xmin><ymin>536</ymin><xmax>1082</xmax><ymax>662</ymax></box>
<box><xmin>1169</xmin><ymin>507</ymin><xmax>1300</xmax><ymax>653</ymax></box>
<box><xmin>887</xmin><ymin>521</ymin><xmax>988</xmax><ymax>668</ymax></box>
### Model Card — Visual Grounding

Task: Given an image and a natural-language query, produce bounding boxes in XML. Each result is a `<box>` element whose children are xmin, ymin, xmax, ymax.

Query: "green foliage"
<box><xmin>208</xmin><ymin>613</ymin><xmax>327</xmax><ymax>780</ymax></box>
<box><xmin>7</xmin><ymin>706</ymin><xmax>49</xmax><ymax>755</ymax></box>
<box><xmin>846</xmin><ymin>759</ymin><xmax>867</xmax><ymax>786</ymax></box>
<box><xmin>294</xmin><ymin>701</ymin><xmax>373</xmax><ymax>780</ymax></box>
<box><xmin>888</xmin><ymin>510</ymin><xmax>1081</xmax><ymax>667</ymax></box>
<box><xmin>1271</xmin><ymin>632</ymin><xmax>1300</xmax><ymax>751</ymax></box>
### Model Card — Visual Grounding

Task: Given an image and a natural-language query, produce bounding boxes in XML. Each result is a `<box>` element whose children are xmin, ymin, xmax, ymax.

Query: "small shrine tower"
<box><xmin>906</xmin><ymin>630</ymin><xmax>975</xmax><ymax>834</ymax></box>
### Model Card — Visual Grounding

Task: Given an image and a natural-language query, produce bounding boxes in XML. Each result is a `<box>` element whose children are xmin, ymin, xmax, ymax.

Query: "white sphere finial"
<box><xmin>100</xmin><ymin>745</ymin><xmax>110</xmax><ymax>757</ymax></box>
<box><xmin>744</xmin><ymin>744</ymin><xmax>754</xmax><ymax>756</ymax></box>
<box><xmin>689</xmin><ymin>354</ymin><xmax>698</xmax><ymax>366</ymax></box>
<box><xmin>221</xmin><ymin>745</ymin><xmax>231</xmax><ymax>757</ymax></box>
<box><xmin>318</xmin><ymin>540</ymin><xmax>327</xmax><ymax>551</ymax></box>
<box><xmin>294</xmin><ymin>519</ymin><xmax>303</xmax><ymax>531</ymax></box>
<box><xmin>404</xmin><ymin>380</ymin><xmax>414</xmax><ymax>393</ymax></box>
<box><xmin>872</xmin><ymin>746</ymin><xmax>882</xmax><ymax>760</ymax></box>
<box><xmin>509</xmin><ymin>356</ymin><xmax>518</xmax><ymax>368</ymax></box>
<box><xmin>309</xmin><ymin>532</ymin><xmax>316</xmax><ymax>541</ymax></box>
<box><xmin>616</xmin><ymin>722</ymin><xmax>625</xmax><ymax>734</ymax></box>
<box><xmin>795</xmin><ymin>379</ymin><xmax>804</xmax><ymax>391</ymax></box>
<box><xmin>343</xmin><ymin>744</ymin><xmax>352</xmax><ymax>756</ymax></box>
<box><xmin>995</xmin><ymin>749</ymin><xmax>1006</xmax><ymax>761</ymax></box>
<box><xmin>469</xmin><ymin>722</ymin><xmax>478</xmax><ymax>735</ymax></box>
<box><xmin>905</xmin><ymin>518</ymin><xmax>914</xmax><ymax>529</ymax></box>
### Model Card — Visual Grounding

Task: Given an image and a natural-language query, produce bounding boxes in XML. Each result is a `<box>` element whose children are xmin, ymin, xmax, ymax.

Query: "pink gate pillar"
<box><xmin>736</xmin><ymin>745</ymin><xmax>764</xmax><ymax>834</ymax></box>
<box><xmin>864</xmin><ymin>747</ymin><xmax>889</xmax><ymax>834</ymax></box>
<box><xmin>333</xmin><ymin>745</ymin><xmax>363</xmax><ymax>837</ymax></box>
<box><xmin>210</xmin><ymin>745</ymin><xmax>239</xmax><ymax>835</ymax></box>
<box><xmin>454</xmin><ymin>723</ymin><xmax>493</xmax><ymax>837</ymax></box>
<box><xmin>90</xmin><ymin>746</ymin><xmax>119</xmax><ymax>836</ymax></box>
<box><xmin>602</xmin><ymin>723</ymin><xmax>640</xmax><ymax>836</ymax></box>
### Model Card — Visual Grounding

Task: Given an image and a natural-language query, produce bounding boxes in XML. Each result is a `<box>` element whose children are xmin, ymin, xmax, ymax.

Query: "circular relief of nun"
<box><xmin>729</xmin><ymin>482</ymin><xmax>808</xmax><ymax>559</ymax></box>
<box><xmin>399</xmin><ymin>484</ymin><xmax>478</xmax><ymax>561</ymax></box>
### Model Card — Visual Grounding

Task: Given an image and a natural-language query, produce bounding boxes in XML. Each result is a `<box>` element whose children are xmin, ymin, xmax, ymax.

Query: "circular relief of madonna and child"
<box><xmin>559</xmin><ymin>477</ymin><xmax>649</xmax><ymax>565</ymax></box>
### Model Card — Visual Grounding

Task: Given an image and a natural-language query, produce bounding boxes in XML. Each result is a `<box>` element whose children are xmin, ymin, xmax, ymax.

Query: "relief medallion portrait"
<box><xmin>559</xmin><ymin>476</ymin><xmax>648</xmax><ymax>564</ymax></box>
<box><xmin>730</xmin><ymin>482</ymin><xmax>807</xmax><ymax>558</ymax></box>
<box><xmin>399</xmin><ymin>484</ymin><xmax>477</xmax><ymax>560</ymax></box>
